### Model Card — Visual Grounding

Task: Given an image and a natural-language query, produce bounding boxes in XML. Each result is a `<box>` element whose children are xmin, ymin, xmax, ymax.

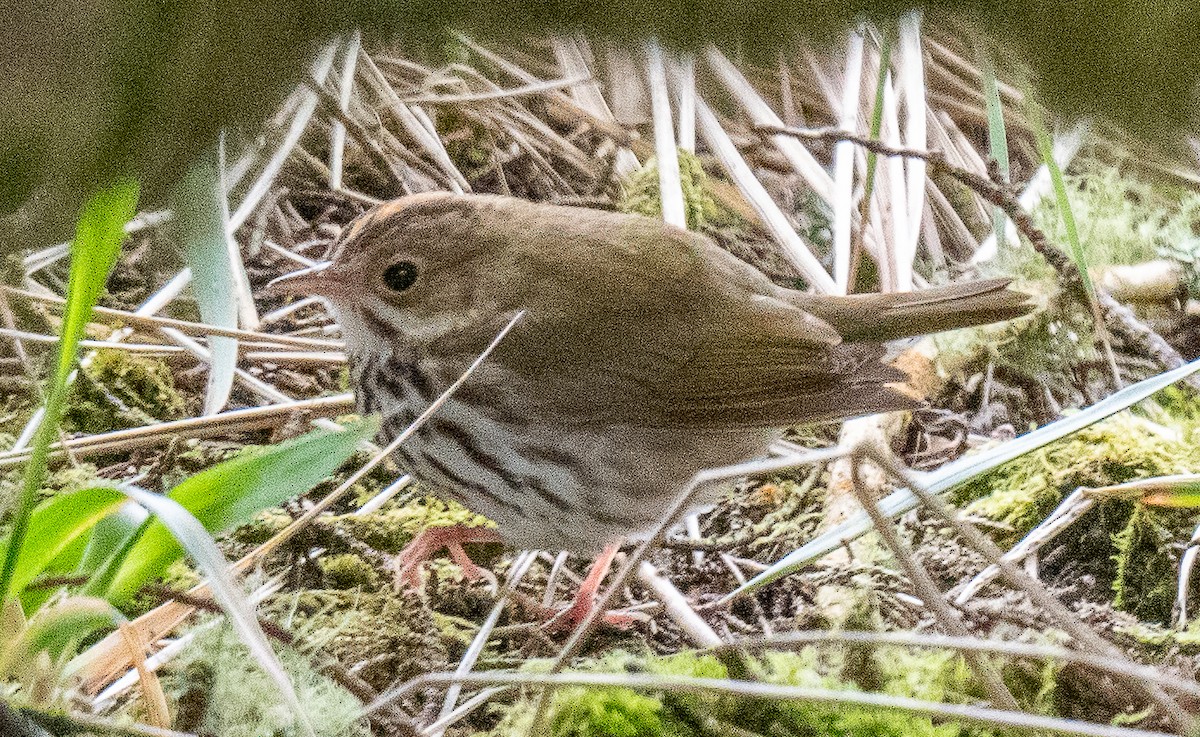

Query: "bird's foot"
<box><xmin>393</xmin><ymin>524</ymin><xmax>502</xmax><ymax>593</ymax></box>
<box><xmin>538</xmin><ymin>542</ymin><xmax>647</xmax><ymax>632</ymax></box>
<box><xmin>540</xmin><ymin>594</ymin><xmax>647</xmax><ymax>632</ymax></box>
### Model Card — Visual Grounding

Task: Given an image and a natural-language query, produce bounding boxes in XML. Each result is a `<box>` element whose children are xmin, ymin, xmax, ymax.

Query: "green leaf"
<box><xmin>981</xmin><ymin>56</ymin><xmax>1010</xmax><ymax>247</ymax></box>
<box><xmin>0</xmin><ymin>179</ymin><xmax>139</xmax><ymax>601</ymax></box>
<box><xmin>103</xmin><ymin>419</ymin><xmax>375</xmax><ymax>603</ymax></box>
<box><xmin>75</xmin><ymin>504</ymin><xmax>149</xmax><ymax>577</ymax></box>
<box><xmin>176</xmin><ymin>151</ymin><xmax>242</xmax><ymax>415</ymax></box>
<box><xmin>0</xmin><ymin>597</ymin><xmax>119</xmax><ymax>678</ymax></box>
<box><xmin>110</xmin><ymin>482</ymin><xmax>313</xmax><ymax>736</ymax></box>
<box><xmin>0</xmin><ymin>487</ymin><xmax>126</xmax><ymax>600</ymax></box>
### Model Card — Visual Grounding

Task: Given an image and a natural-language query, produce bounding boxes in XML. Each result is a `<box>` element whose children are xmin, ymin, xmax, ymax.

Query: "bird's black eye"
<box><xmin>382</xmin><ymin>261</ymin><xmax>419</xmax><ymax>292</ymax></box>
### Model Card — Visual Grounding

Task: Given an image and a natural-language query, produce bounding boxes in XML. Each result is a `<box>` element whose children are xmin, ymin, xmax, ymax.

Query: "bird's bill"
<box><xmin>263</xmin><ymin>261</ymin><xmax>346</xmax><ymax>298</ymax></box>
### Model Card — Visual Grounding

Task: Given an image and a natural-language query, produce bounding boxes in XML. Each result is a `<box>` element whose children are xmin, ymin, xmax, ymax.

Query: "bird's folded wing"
<box><xmin>499</xmin><ymin>303</ymin><xmax>918</xmax><ymax>430</ymax></box>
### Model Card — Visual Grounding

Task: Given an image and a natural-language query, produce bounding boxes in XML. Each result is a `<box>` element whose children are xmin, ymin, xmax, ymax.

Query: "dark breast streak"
<box><xmin>350</xmin><ymin>337</ymin><xmax>650</xmax><ymax>553</ymax></box>
<box><xmin>352</xmin><ymin>344</ymin><xmax>528</xmax><ymax>516</ymax></box>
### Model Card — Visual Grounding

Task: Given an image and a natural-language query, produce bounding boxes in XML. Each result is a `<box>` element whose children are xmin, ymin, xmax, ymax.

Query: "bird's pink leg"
<box><xmin>544</xmin><ymin>543</ymin><xmax>643</xmax><ymax>631</ymax></box>
<box><xmin>393</xmin><ymin>524</ymin><xmax>502</xmax><ymax>590</ymax></box>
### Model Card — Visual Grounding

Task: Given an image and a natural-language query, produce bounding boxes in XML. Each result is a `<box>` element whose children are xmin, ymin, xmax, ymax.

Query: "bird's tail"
<box><xmin>789</xmin><ymin>278</ymin><xmax>1035</xmax><ymax>343</ymax></box>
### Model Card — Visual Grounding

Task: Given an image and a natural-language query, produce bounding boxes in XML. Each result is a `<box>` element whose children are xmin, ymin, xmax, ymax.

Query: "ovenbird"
<box><xmin>269</xmin><ymin>193</ymin><xmax>1032</xmax><ymax>620</ymax></box>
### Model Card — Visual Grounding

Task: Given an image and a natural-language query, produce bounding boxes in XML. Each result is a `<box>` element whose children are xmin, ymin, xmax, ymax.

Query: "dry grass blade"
<box><xmin>401</xmin><ymin>74</ymin><xmax>592</xmax><ymax>104</ymax></box>
<box><xmin>552</xmin><ymin>35</ymin><xmax>641</xmax><ymax>177</ymax></box>
<box><xmin>636</xmin><ymin>561</ymin><xmax>722</xmax><ymax>647</ymax></box>
<box><xmin>430</xmin><ymin>550</ymin><xmax>538</xmax><ymax>737</ymax></box>
<box><xmin>706</xmin><ymin>46</ymin><xmax>834</xmax><ymax>201</ymax></box>
<box><xmin>0</xmin><ymin>328</ymin><xmax>185</xmax><ymax>354</ymax></box>
<box><xmin>357</xmin><ymin>50</ymin><xmax>471</xmax><ymax>193</ymax></box>
<box><xmin>117</xmin><ymin>623</ymin><xmax>170</xmax><ymax>729</ymax></box>
<box><xmin>694</xmin><ymin>95</ymin><xmax>836</xmax><ymax>292</ymax></box>
<box><xmin>675</xmin><ymin>52</ymin><xmax>696</xmax><ymax>151</ymax></box>
<box><xmin>848</xmin><ymin>457</ymin><xmax>1019</xmax><ymax>710</ymax></box>
<box><xmin>899</xmin><ymin>10</ymin><xmax>928</xmax><ymax>283</ymax></box>
<box><xmin>954</xmin><ymin>488</ymin><xmax>1096</xmax><ymax>605</ymax></box>
<box><xmin>832</xmin><ymin>29</ymin><xmax>865</xmax><ymax>294</ymax></box>
<box><xmin>329</xmin><ymin>31</ymin><xmax>361</xmax><ymax>191</ymax></box>
<box><xmin>4</xmin><ymin>286</ymin><xmax>343</xmax><ymax>350</ymax></box>
<box><xmin>0</xmin><ymin>395</ymin><xmax>354</xmax><ymax>470</ymax></box>
<box><xmin>643</xmin><ymin>38</ymin><xmax>686</xmax><ymax>228</ymax></box>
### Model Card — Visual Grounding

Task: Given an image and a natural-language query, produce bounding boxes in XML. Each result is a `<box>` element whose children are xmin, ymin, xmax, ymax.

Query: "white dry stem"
<box><xmin>552</xmin><ymin>36</ymin><xmax>640</xmax><ymax>177</ymax></box>
<box><xmin>636</xmin><ymin>561</ymin><xmax>722</xmax><ymax>647</ymax></box>
<box><xmin>954</xmin><ymin>488</ymin><xmax>1095</xmax><ymax>605</ymax></box>
<box><xmin>428</xmin><ymin>550</ymin><xmax>538</xmax><ymax>737</ymax></box>
<box><xmin>401</xmin><ymin>74</ymin><xmax>593</xmax><ymax>105</ymax></box>
<box><xmin>832</xmin><ymin>29</ymin><xmax>865</xmax><ymax>294</ymax></box>
<box><xmin>0</xmin><ymin>395</ymin><xmax>355</xmax><ymax>470</ymax></box>
<box><xmin>4</xmin><ymin>286</ymin><xmax>343</xmax><ymax>349</ymax></box>
<box><xmin>882</xmin><ymin>71</ymin><xmax>911</xmax><ymax>291</ymax></box>
<box><xmin>899</xmin><ymin>10</ymin><xmax>928</xmax><ymax>275</ymax></box>
<box><xmin>705</xmin><ymin>46</ymin><xmax>834</xmax><ymax>201</ymax></box>
<box><xmin>1177</xmin><ymin>520</ymin><xmax>1200</xmax><ymax>627</ymax></box>
<box><xmin>329</xmin><ymin>31</ymin><xmax>363</xmax><ymax>191</ymax></box>
<box><xmin>675</xmin><ymin>52</ymin><xmax>696</xmax><ymax>152</ymax></box>
<box><xmin>694</xmin><ymin>94</ymin><xmax>836</xmax><ymax>293</ymax></box>
<box><xmin>644</xmin><ymin>38</ymin><xmax>687</xmax><ymax>229</ymax></box>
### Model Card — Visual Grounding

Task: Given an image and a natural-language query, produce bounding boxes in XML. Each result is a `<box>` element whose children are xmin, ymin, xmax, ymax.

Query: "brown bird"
<box><xmin>269</xmin><ymin>192</ymin><xmax>1032</xmax><ymax>625</ymax></box>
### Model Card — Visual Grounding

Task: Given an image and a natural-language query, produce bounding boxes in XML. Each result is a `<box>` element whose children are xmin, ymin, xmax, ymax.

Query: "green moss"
<box><xmin>550</xmin><ymin>687</ymin><xmax>665</xmax><ymax>737</ymax></box>
<box><xmin>1112</xmin><ymin>504</ymin><xmax>1185</xmax><ymax>621</ymax></box>
<box><xmin>1119</xmin><ymin>619</ymin><xmax>1200</xmax><ymax>654</ymax></box>
<box><xmin>229</xmin><ymin>508</ymin><xmax>293</xmax><ymax>545</ymax></box>
<box><xmin>127</xmin><ymin>559</ymin><xmax>202</xmax><ymax>615</ymax></box>
<box><xmin>159</xmin><ymin>624</ymin><xmax>371</xmax><ymax>737</ymax></box>
<box><xmin>330</xmin><ymin>495</ymin><xmax>493</xmax><ymax>553</ymax></box>
<box><xmin>1028</xmin><ymin>164</ymin><xmax>1200</xmax><ymax>297</ymax></box>
<box><xmin>956</xmin><ymin>413</ymin><xmax>1200</xmax><ymax>545</ymax></box>
<box><xmin>63</xmin><ymin>348</ymin><xmax>187</xmax><ymax>433</ymax></box>
<box><xmin>438</xmin><ymin>108</ymin><xmax>497</xmax><ymax>181</ymax></box>
<box><xmin>487</xmin><ymin>648</ymin><xmax>1020</xmax><ymax>737</ymax></box>
<box><xmin>618</xmin><ymin>150</ymin><xmax>730</xmax><ymax>230</ymax></box>
<box><xmin>262</xmin><ymin>590</ymin><xmax>446</xmax><ymax>691</ymax></box>
<box><xmin>318</xmin><ymin>553</ymin><xmax>381</xmax><ymax>591</ymax></box>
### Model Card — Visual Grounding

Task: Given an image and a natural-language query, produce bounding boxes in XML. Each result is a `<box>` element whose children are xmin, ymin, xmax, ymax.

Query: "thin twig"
<box><xmin>847</xmin><ymin>454</ymin><xmax>1019</xmax><ymax>710</ymax></box>
<box><xmin>374</xmin><ymin>670</ymin><xmax>1178</xmax><ymax>737</ymax></box>
<box><xmin>854</xmin><ymin>445</ymin><xmax>1196</xmax><ymax>733</ymax></box>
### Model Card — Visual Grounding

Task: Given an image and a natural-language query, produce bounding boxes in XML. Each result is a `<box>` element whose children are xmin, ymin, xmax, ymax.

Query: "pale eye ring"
<box><xmin>382</xmin><ymin>261</ymin><xmax>418</xmax><ymax>292</ymax></box>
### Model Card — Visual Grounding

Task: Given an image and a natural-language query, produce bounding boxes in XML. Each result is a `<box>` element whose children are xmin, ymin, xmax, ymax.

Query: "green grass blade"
<box><xmin>110</xmin><ymin>483</ymin><xmax>315</xmax><ymax>737</ymax></box>
<box><xmin>0</xmin><ymin>180</ymin><xmax>139</xmax><ymax>602</ymax></box>
<box><xmin>1032</xmin><ymin>106</ymin><xmax>1122</xmax><ymax>382</ymax></box>
<box><xmin>861</xmin><ymin>34</ymin><xmax>892</xmax><ymax>204</ymax></box>
<box><xmin>0</xmin><ymin>597</ymin><xmax>119</xmax><ymax>678</ymax></box>
<box><xmin>0</xmin><ymin>487</ymin><xmax>126</xmax><ymax>600</ymax></box>
<box><xmin>723</xmin><ymin>358</ymin><xmax>1200</xmax><ymax>601</ymax></box>
<box><xmin>981</xmin><ymin>58</ymin><xmax>1010</xmax><ymax>247</ymax></box>
<box><xmin>177</xmin><ymin>153</ymin><xmax>240</xmax><ymax>415</ymax></box>
<box><xmin>103</xmin><ymin>419</ymin><xmax>376</xmax><ymax>604</ymax></box>
<box><xmin>1035</xmin><ymin>123</ymin><xmax>1092</xmax><ymax>294</ymax></box>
